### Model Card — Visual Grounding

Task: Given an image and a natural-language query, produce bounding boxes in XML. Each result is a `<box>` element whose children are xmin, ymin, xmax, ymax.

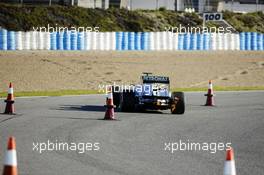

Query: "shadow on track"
<box><xmin>46</xmin><ymin>116</ymin><xmax>102</xmax><ymax>121</ymax></box>
<box><xmin>57</xmin><ymin>105</ymin><xmax>105</xmax><ymax>112</ymax></box>
<box><xmin>57</xmin><ymin>105</ymin><xmax>172</xmax><ymax>115</ymax></box>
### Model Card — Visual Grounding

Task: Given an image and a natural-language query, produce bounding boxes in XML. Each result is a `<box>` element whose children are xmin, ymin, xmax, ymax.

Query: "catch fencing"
<box><xmin>0</xmin><ymin>29</ymin><xmax>263</xmax><ymax>51</ymax></box>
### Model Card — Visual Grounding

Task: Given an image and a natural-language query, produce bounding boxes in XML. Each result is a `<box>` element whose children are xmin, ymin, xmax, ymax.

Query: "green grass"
<box><xmin>0</xmin><ymin>87</ymin><xmax>263</xmax><ymax>98</ymax></box>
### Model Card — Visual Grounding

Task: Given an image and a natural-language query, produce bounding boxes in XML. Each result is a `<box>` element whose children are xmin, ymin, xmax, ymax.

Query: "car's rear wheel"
<box><xmin>171</xmin><ymin>92</ymin><xmax>185</xmax><ymax>114</ymax></box>
<box><xmin>120</xmin><ymin>90</ymin><xmax>136</xmax><ymax>112</ymax></box>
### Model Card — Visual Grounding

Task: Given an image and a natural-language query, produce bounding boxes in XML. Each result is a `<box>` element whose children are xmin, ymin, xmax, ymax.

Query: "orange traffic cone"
<box><xmin>204</xmin><ymin>80</ymin><xmax>215</xmax><ymax>106</ymax></box>
<box><xmin>223</xmin><ymin>148</ymin><xmax>236</xmax><ymax>175</ymax></box>
<box><xmin>4</xmin><ymin>83</ymin><xmax>15</xmax><ymax>114</ymax></box>
<box><xmin>2</xmin><ymin>137</ymin><xmax>18</xmax><ymax>175</ymax></box>
<box><xmin>104</xmin><ymin>87</ymin><xmax>116</xmax><ymax>120</ymax></box>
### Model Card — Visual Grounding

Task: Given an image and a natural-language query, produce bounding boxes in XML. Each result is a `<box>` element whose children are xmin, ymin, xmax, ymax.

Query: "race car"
<box><xmin>112</xmin><ymin>73</ymin><xmax>185</xmax><ymax>114</ymax></box>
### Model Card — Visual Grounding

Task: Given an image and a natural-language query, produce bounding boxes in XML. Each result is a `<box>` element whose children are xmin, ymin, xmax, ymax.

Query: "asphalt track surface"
<box><xmin>0</xmin><ymin>91</ymin><xmax>263</xmax><ymax>175</ymax></box>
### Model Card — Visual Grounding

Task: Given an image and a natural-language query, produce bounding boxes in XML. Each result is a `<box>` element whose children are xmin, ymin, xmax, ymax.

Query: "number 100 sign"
<box><xmin>203</xmin><ymin>13</ymin><xmax>223</xmax><ymax>21</ymax></box>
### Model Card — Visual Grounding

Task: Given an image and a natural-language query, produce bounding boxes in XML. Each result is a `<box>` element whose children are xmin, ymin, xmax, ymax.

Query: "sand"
<box><xmin>0</xmin><ymin>51</ymin><xmax>263</xmax><ymax>92</ymax></box>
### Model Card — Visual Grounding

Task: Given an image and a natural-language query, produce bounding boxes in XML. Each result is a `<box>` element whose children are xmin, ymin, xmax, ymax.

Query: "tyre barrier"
<box><xmin>161</xmin><ymin>32</ymin><xmax>168</xmax><ymax>50</ymax></box>
<box><xmin>257</xmin><ymin>33</ymin><xmax>263</xmax><ymax>51</ymax></box>
<box><xmin>30</xmin><ymin>31</ymin><xmax>37</xmax><ymax>50</ymax></box>
<box><xmin>128</xmin><ymin>32</ymin><xmax>135</xmax><ymax>50</ymax></box>
<box><xmin>122</xmin><ymin>32</ymin><xmax>129</xmax><ymax>50</ymax></box>
<box><xmin>235</xmin><ymin>33</ymin><xmax>240</xmax><ymax>50</ymax></box>
<box><xmin>106</xmin><ymin>32</ymin><xmax>111</xmax><ymax>51</ymax></box>
<box><xmin>216</xmin><ymin>33</ymin><xmax>223</xmax><ymax>50</ymax></box>
<box><xmin>223</xmin><ymin>33</ymin><xmax>229</xmax><ymax>50</ymax></box>
<box><xmin>64</xmin><ymin>31</ymin><xmax>71</xmax><ymax>50</ymax></box>
<box><xmin>16</xmin><ymin>31</ymin><xmax>22</xmax><ymax>50</ymax></box>
<box><xmin>263</xmin><ymin>34</ymin><xmax>264</xmax><ymax>50</ymax></box>
<box><xmin>91</xmin><ymin>32</ymin><xmax>97</xmax><ymax>50</ymax></box>
<box><xmin>96</xmin><ymin>32</ymin><xmax>101</xmax><ymax>50</ymax></box>
<box><xmin>50</xmin><ymin>32</ymin><xmax>57</xmax><ymax>50</ymax></box>
<box><xmin>240</xmin><ymin>32</ymin><xmax>245</xmax><ymax>50</ymax></box>
<box><xmin>57</xmin><ymin>32</ymin><xmax>64</xmax><ymax>50</ymax></box>
<box><xmin>210</xmin><ymin>33</ymin><xmax>216</xmax><ymax>50</ymax></box>
<box><xmin>97</xmin><ymin>32</ymin><xmax>103</xmax><ymax>50</ymax></box>
<box><xmin>0</xmin><ymin>29</ymin><xmax>263</xmax><ymax>51</ymax></box>
<box><xmin>0</xmin><ymin>29</ymin><xmax>8</xmax><ymax>50</ymax></box>
<box><xmin>204</xmin><ymin>33</ymin><xmax>210</xmax><ymax>50</ymax></box>
<box><xmin>110</xmin><ymin>32</ymin><xmax>116</xmax><ymax>51</ymax></box>
<box><xmin>245</xmin><ymin>32</ymin><xmax>251</xmax><ymax>50</ymax></box>
<box><xmin>7</xmin><ymin>31</ymin><xmax>16</xmax><ymax>50</ymax></box>
<box><xmin>135</xmin><ymin>32</ymin><xmax>141</xmax><ymax>50</ymax></box>
<box><xmin>23</xmin><ymin>32</ymin><xmax>30</xmax><ymax>50</ymax></box>
<box><xmin>173</xmin><ymin>33</ymin><xmax>178</xmax><ymax>50</ymax></box>
<box><xmin>229</xmin><ymin>34</ymin><xmax>235</xmax><ymax>50</ymax></box>
<box><xmin>116</xmin><ymin>32</ymin><xmax>123</xmax><ymax>51</ymax></box>
<box><xmin>154</xmin><ymin>32</ymin><xmax>161</xmax><ymax>50</ymax></box>
<box><xmin>149</xmin><ymin>32</ymin><xmax>155</xmax><ymax>51</ymax></box>
<box><xmin>44</xmin><ymin>32</ymin><xmax>50</xmax><ymax>50</ymax></box>
<box><xmin>141</xmin><ymin>32</ymin><xmax>149</xmax><ymax>50</ymax></box>
<box><xmin>84</xmin><ymin>32</ymin><xmax>90</xmax><ymax>50</ymax></box>
<box><xmin>183</xmin><ymin>33</ymin><xmax>190</xmax><ymax>50</ymax></box>
<box><xmin>251</xmin><ymin>32</ymin><xmax>258</xmax><ymax>51</ymax></box>
<box><xmin>190</xmin><ymin>33</ymin><xmax>197</xmax><ymax>50</ymax></box>
<box><xmin>178</xmin><ymin>33</ymin><xmax>184</xmax><ymax>50</ymax></box>
<box><xmin>38</xmin><ymin>32</ymin><xmax>44</xmax><ymax>50</ymax></box>
<box><xmin>98</xmin><ymin>32</ymin><xmax>104</xmax><ymax>51</ymax></box>
<box><xmin>167</xmin><ymin>32</ymin><xmax>173</xmax><ymax>50</ymax></box>
<box><xmin>70</xmin><ymin>31</ymin><xmax>77</xmax><ymax>50</ymax></box>
<box><xmin>77</xmin><ymin>32</ymin><xmax>84</xmax><ymax>50</ymax></box>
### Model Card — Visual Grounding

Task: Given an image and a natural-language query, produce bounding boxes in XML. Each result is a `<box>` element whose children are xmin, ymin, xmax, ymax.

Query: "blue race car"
<box><xmin>113</xmin><ymin>73</ymin><xmax>185</xmax><ymax>114</ymax></box>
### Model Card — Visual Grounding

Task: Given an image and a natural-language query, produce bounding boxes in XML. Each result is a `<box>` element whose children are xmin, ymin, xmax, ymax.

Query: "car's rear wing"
<box><xmin>141</xmin><ymin>75</ymin><xmax>170</xmax><ymax>84</ymax></box>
